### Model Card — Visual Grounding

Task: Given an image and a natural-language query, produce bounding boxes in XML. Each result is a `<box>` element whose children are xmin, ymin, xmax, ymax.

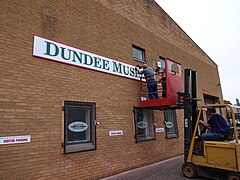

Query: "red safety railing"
<box><xmin>139</xmin><ymin>58</ymin><xmax>183</xmax><ymax>110</ymax></box>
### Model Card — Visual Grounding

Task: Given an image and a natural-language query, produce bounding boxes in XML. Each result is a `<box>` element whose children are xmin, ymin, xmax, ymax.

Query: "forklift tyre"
<box><xmin>182</xmin><ymin>162</ymin><xmax>197</xmax><ymax>178</ymax></box>
<box><xmin>228</xmin><ymin>172</ymin><xmax>240</xmax><ymax>180</ymax></box>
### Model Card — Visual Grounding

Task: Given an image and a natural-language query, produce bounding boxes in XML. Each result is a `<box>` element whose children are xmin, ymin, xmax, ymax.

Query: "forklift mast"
<box><xmin>184</xmin><ymin>69</ymin><xmax>198</xmax><ymax>161</ymax></box>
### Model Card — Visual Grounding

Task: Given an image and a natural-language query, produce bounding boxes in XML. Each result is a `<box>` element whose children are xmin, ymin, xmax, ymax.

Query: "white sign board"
<box><xmin>33</xmin><ymin>35</ymin><xmax>141</xmax><ymax>81</ymax></box>
<box><xmin>156</xmin><ymin>128</ymin><xmax>164</xmax><ymax>133</ymax></box>
<box><xmin>165</xmin><ymin>122</ymin><xmax>173</xmax><ymax>129</ymax></box>
<box><xmin>0</xmin><ymin>135</ymin><xmax>31</xmax><ymax>145</ymax></box>
<box><xmin>109</xmin><ymin>130</ymin><xmax>123</xmax><ymax>136</ymax></box>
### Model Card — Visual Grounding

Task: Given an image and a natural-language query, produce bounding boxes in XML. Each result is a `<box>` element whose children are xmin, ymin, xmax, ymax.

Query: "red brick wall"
<box><xmin>0</xmin><ymin>0</ymin><xmax>223</xmax><ymax>179</ymax></box>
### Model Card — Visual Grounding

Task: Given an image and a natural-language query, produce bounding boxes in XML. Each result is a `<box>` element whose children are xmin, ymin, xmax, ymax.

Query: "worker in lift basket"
<box><xmin>155</xmin><ymin>67</ymin><xmax>166</xmax><ymax>98</ymax></box>
<box><xmin>135</xmin><ymin>64</ymin><xmax>159</xmax><ymax>100</ymax></box>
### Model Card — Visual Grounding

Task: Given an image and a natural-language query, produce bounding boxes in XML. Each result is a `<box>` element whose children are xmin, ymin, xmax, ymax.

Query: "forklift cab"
<box><xmin>139</xmin><ymin>57</ymin><xmax>183</xmax><ymax>110</ymax></box>
<box><xmin>183</xmin><ymin>104</ymin><xmax>240</xmax><ymax>180</ymax></box>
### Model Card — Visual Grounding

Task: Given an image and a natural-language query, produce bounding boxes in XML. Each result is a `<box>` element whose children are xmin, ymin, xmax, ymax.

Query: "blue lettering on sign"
<box><xmin>34</xmin><ymin>36</ymin><xmax>142</xmax><ymax>80</ymax></box>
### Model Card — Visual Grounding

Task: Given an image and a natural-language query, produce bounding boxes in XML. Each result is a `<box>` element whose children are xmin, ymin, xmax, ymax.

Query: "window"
<box><xmin>157</xmin><ymin>57</ymin><xmax>165</xmax><ymax>69</ymax></box>
<box><xmin>203</xmin><ymin>94</ymin><xmax>219</xmax><ymax>104</ymax></box>
<box><xmin>167</xmin><ymin>59</ymin><xmax>181</xmax><ymax>75</ymax></box>
<box><xmin>64</xmin><ymin>101</ymin><xmax>96</xmax><ymax>153</ymax></box>
<box><xmin>203</xmin><ymin>94</ymin><xmax>221</xmax><ymax>115</ymax></box>
<box><xmin>132</xmin><ymin>45</ymin><xmax>145</xmax><ymax>62</ymax></box>
<box><xmin>164</xmin><ymin>110</ymin><xmax>179</xmax><ymax>138</ymax></box>
<box><xmin>134</xmin><ymin>107</ymin><xmax>155</xmax><ymax>142</ymax></box>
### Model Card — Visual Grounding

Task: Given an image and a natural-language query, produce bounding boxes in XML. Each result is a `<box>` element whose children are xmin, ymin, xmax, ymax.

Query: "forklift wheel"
<box><xmin>228</xmin><ymin>172</ymin><xmax>240</xmax><ymax>180</ymax></box>
<box><xmin>182</xmin><ymin>162</ymin><xmax>197</xmax><ymax>178</ymax></box>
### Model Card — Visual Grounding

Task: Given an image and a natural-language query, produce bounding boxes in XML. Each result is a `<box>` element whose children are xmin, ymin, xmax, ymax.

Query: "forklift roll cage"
<box><xmin>182</xmin><ymin>69</ymin><xmax>240</xmax><ymax>179</ymax></box>
<box><xmin>183</xmin><ymin>104</ymin><xmax>240</xmax><ymax>179</ymax></box>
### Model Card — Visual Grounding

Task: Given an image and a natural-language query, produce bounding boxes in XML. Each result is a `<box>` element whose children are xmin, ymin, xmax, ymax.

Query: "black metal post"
<box><xmin>184</xmin><ymin>69</ymin><xmax>198</xmax><ymax>162</ymax></box>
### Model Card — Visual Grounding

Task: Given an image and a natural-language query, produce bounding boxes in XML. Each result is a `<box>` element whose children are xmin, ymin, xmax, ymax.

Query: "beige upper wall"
<box><xmin>0</xmin><ymin>0</ymin><xmax>223</xmax><ymax>102</ymax></box>
<box><xmin>97</xmin><ymin>0</ymin><xmax>217</xmax><ymax>67</ymax></box>
<box><xmin>96</xmin><ymin>0</ymin><xmax>223</xmax><ymax>102</ymax></box>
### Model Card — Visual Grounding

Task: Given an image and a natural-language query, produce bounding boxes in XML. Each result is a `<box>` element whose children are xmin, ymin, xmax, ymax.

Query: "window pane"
<box><xmin>66</xmin><ymin>107</ymin><xmax>91</xmax><ymax>143</ymax></box>
<box><xmin>64</xmin><ymin>101</ymin><xmax>96</xmax><ymax>153</ymax></box>
<box><xmin>134</xmin><ymin>107</ymin><xmax>155</xmax><ymax>142</ymax></box>
<box><xmin>157</xmin><ymin>58</ymin><xmax>165</xmax><ymax>69</ymax></box>
<box><xmin>164</xmin><ymin>110</ymin><xmax>178</xmax><ymax>138</ymax></box>
<box><xmin>132</xmin><ymin>46</ymin><xmax>144</xmax><ymax>61</ymax></box>
<box><xmin>203</xmin><ymin>94</ymin><xmax>219</xmax><ymax>104</ymax></box>
<box><xmin>167</xmin><ymin>59</ymin><xmax>181</xmax><ymax>75</ymax></box>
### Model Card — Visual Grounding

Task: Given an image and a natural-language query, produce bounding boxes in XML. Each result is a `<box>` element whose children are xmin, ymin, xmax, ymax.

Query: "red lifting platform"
<box><xmin>140</xmin><ymin>58</ymin><xmax>183</xmax><ymax>110</ymax></box>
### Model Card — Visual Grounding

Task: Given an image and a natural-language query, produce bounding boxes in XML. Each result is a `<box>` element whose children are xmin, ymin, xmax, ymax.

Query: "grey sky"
<box><xmin>155</xmin><ymin>0</ymin><xmax>240</xmax><ymax>104</ymax></box>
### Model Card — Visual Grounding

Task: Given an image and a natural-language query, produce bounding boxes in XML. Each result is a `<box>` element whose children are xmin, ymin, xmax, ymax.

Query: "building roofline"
<box><xmin>154</xmin><ymin>1</ymin><xmax>217</xmax><ymax>67</ymax></box>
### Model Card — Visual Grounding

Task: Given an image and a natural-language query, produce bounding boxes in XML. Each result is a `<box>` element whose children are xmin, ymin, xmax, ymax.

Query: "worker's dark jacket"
<box><xmin>208</xmin><ymin>113</ymin><xmax>229</xmax><ymax>135</ymax></box>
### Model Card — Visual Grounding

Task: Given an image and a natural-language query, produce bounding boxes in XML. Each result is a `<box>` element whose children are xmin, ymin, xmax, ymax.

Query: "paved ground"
<box><xmin>101</xmin><ymin>155</ymin><xmax>210</xmax><ymax>180</ymax></box>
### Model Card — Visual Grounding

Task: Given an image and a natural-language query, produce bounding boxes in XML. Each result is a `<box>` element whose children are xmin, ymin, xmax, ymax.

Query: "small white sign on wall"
<box><xmin>0</xmin><ymin>135</ymin><xmax>31</xmax><ymax>145</ymax></box>
<box><xmin>156</xmin><ymin>128</ymin><xmax>165</xmax><ymax>133</ymax></box>
<box><xmin>109</xmin><ymin>130</ymin><xmax>123</xmax><ymax>136</ymax></box>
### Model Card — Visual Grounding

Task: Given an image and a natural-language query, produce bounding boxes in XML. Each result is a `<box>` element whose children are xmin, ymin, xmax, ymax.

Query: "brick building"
<box><xmin>0</xmin><ymin>0</ymin><xmax>223</xmax><ymax>179</ymax></box>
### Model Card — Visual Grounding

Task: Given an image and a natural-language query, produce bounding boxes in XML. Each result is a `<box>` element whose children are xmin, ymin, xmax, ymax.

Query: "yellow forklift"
<box><xmin>181</xmin><ymin>69</ymin><xmax>240</xmax><ymax>180</ymax></box>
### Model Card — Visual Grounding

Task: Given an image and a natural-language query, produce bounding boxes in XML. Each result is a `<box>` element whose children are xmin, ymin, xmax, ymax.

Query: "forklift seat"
<box><xmin>224</xmin><ymin>127</ymin><xmax>234</xmax><ymax>141</ymax></box>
